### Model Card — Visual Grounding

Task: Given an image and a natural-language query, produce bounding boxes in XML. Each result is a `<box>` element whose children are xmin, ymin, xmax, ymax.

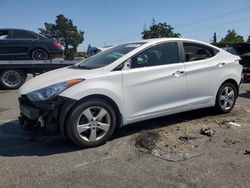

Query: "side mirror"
<box><xmin>123</xmin><ymin>59</ymin><xmax>131</xmax><ymax>70</ymax></box>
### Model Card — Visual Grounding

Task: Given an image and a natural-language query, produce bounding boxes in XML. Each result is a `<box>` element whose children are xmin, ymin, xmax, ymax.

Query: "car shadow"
<box><xmin>0</xmin><ymin>107</ymin><xmax>222</xmax><ymax>157</ymax></box>
<box><xmin>239</xmin><ymin>90</ymin><xmax>250</xmax><ymax>99</ymax></box>
<box><xmin>0</xmin><ymin>120</ymin><xmax>79</xmax><ymax>157</ymax></box>
<box><xmin>115</xmin><ymin>107</ymin><xmax>220</xmax><ymax>139</ymax></box>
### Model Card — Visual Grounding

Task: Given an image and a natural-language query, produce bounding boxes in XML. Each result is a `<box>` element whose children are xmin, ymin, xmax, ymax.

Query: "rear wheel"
<box><xmin>215</xmin><ymin>82</ymin><xmax>237</xmax><ymax>113</ymax></box>
<box><xmin>0</xmin><ymin>69</ymin><xmax>26</xmax><ymax>89</ymax></box>
<box><xmin>31</xmin><ymin>49</ymin><xmax>49</xmax><ymax>60</ymax></box>
<box><xmin>66</xmin><ymin>99</ymin><xmax>117</xmax><ymax>148</ymax></box>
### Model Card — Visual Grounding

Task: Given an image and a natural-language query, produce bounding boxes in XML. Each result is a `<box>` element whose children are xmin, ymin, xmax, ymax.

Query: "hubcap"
<box><xmin>76</xmin><ymin>106</ymin><xmax>111</xmax><ymax>142</ymax></box>
<box><xmin>2</xmin><ymin>71</ymin><xmax>21</xmax><ymax>87</ymax></box>
<box><xmin>219</xmin><ymin>86</ymin><xmax>235</xmax><ymax>110</ymax></box>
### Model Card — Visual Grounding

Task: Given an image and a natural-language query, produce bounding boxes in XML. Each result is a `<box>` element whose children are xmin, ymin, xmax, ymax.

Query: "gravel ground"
<box><xmin>0</xmin><ymin>84</ymin><xmax>249</xmax><ymax>188</ymax></box>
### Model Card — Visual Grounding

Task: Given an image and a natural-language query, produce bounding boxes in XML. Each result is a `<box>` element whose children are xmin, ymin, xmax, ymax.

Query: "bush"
<box><xmin>64</xmin><ymin>48</ymin><xmax>76</xmax><ymax>60</ymax></box>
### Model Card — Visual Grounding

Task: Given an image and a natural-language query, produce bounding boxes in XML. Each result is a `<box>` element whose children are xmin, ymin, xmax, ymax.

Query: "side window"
<box><xmin>0</xmin><ymin>30</ymin><xmax>9</xmax><ymax>40</ymax></box>
<box><xmin>131</xmin><ymin>42</ymin><xmax>179</xmax><ymax>68</ymax></box>
<box><xmin>12</xmin><ymin>30</ymin><xmax>37</xmax><ymax>39</ymax></box>
<box><xmin>183</xmin><ymin>42</ymin><xmax>215</xmax><ymax>62</ymax></box>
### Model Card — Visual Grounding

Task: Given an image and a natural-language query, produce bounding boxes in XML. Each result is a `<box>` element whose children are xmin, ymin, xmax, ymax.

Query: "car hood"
<box><xmin>19</xmin><ymin>66</ymin><xmax>103</xmax><ymax>95</ymax></box>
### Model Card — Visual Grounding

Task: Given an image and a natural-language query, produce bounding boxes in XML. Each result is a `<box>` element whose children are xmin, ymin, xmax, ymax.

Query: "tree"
<box><xmin>217</xmin><ymin>30</ymin><xmax>244</xmax><ymax>47</ymax></box>
<box><xmin>247</xmin><ymin>35</ymin><xmax>250</xmax><ymax>42</ymax></box>
<box><xmin>213</xmin><ymin>32</ymin><xmax>217</xmax><ymax>44</ymax></box>
<box><xmin>151</xmin><ymin>18</ymin><xmax>157</xmax><ymax>26</ymax></box>
<box><xmin>142</xmin><ymin>19</ymin><xmax>180</xmax><ymax>39</ymax></box>
<box><xmin>39</xmin><ymin>14</ymin><xmax>84</xmax><ymax>59</ymax></box>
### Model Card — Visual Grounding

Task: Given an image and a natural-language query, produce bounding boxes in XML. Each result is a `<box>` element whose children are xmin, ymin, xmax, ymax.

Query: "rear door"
<box><xmin>122</xmin><ymin>42</ymin><xmax>187</xmax><ymax>123</ymax></box>
<box><xmin>181</xmin><ymin>42</ymin><xmax>221</xmax><ymax>106</ymax></box>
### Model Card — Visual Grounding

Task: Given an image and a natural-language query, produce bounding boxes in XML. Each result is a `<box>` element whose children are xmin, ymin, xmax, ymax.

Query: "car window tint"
<box><xmin>12</xmin><ymin>30</ymin><xmax>37</xmax><ymax>39</ymax></box>
<box><xmin>0</xmin><ymin>30</ymin><xmax>9</xmax><ymax>40</ymax></box>
<box><xmin>183</xmin><ymin>42</ymin><xmax>215</xmax><ymax>62</ymax></box>
<box><xmin>131</xmin><ymin>42</ymin><xmax>179</xmax><ymax>68</ymax></box>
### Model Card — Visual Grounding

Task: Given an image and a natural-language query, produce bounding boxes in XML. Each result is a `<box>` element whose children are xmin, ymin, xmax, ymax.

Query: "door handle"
<box><xmin>172</xmin><ymin>70</ymin><xmax>185</xmax><ymax>77</ymax></box>
<box><xmin>217</xmin><ymin>62</ymin><xmax>226</xmax><ymax>67</ymax></box>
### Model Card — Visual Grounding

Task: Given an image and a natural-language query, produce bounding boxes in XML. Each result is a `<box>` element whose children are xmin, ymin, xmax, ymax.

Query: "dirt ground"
<box><xmin>0</xmin><ymin>83</ymin><xmax>249</xmax><ymax>188</ymax></box>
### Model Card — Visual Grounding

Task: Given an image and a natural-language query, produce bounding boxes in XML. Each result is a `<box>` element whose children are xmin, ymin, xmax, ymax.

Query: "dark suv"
<box><xmin>0</xmin><ymin>29</ymin><xmax>63</xmax><ymax>60</ymax></box>
<box><xmin>225</xmin><ymin>42</ymin><xmax>250</xmax><ymax>82</ymax></box>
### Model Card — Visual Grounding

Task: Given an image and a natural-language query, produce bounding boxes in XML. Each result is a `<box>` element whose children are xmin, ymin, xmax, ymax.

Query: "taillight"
<box><xmin>53</xmin><ymin>41</ymin><xmax>62</xmax><ymax>49</ymax></box>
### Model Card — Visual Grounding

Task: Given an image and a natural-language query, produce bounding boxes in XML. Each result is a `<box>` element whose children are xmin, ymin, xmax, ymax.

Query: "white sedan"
<box><xmin>19</xmin><ymin>38</ymin><xmax>242</xmax><ymax>147</ymax></box>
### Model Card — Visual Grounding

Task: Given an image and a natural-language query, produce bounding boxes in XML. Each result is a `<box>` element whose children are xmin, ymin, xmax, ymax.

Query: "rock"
<box><xmin>200</xmin><ymin>127</ymin><xmax>215</xmax><ymax>137</ymax></box>
<box><xmin>244</xmin><ymin>150</ymin><xmax>250</xmax><ymax>155</ymax></box>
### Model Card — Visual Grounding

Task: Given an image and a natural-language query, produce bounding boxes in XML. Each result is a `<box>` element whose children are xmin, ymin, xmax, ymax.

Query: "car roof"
<box><xmin>131</xmin><ymin>37</ymin><xmax>207</xmax><ymax>44</ymax></box>
<box><xmin>130</xmin><ymin>37</ymin><xmax>221</xmax><ymax>50</ymax></box>
<box><xmin>0</xmin><ymin>28</ymin><xmax>34</xmax><ymax>33</ymax></box>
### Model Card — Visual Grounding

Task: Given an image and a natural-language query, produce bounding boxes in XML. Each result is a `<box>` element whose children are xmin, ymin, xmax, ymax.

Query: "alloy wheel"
<box><xmin>76</xmin><ymin>106</ymin><xmax>111</xmax><ymax>142</ymax></box>
<box><xmin>219</xmin><ymin>86</ymin><xmax>235</xmax><ymax>111</ymax></box>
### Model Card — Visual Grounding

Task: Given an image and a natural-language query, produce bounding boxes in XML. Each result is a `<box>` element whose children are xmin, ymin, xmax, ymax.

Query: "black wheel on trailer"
<box><xmin>0</xmin><ymin>69</ymin><xmax>27</xmax><ymax>89</ymax></box>
<box><xmin>31</xmin><ymin>49</ymin><xmax>49</xmax><ymax>60</ymax></box>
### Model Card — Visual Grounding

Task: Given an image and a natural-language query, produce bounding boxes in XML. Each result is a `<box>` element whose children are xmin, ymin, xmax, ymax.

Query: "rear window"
<box><xmin>183</xmin><ymin>42</ymin><xmax>217</xmax><ymax>62</ymax></box>
<box><xmin>0</xmin><ymin>30</ymin><xmax>9</xmax><ymax>40</ymax></box>
<box><xmin>12</xmin><ymin>30</ymin><xmax>38</xmax><ymax>39</ymax></box>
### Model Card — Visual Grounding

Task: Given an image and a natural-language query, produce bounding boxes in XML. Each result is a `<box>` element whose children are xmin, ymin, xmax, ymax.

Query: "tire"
<box><xmin>0</xmin><ymin>69</ymin><xmax>27</xmax><ymax>89</ymax></box>
<box><xmin>66</xmin><ymin>98</ymin><xmax>117</xmax><ymax>148</ymax></box>
<box><xmin>215</xmin><ymin>82</ymin><xmax>237</xmax><ymax>113</ymax></box>
<box><xmin>31</xmin><ymin>49</ymin><xmax>49</xmax><ymax>60</ymax></box>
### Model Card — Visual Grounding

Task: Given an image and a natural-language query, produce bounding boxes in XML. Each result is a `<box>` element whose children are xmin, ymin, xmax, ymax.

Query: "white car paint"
<box><xmin>19</xmin><ymin>38</ymin><xmax>242</xmax><ymax>126</ymax></box>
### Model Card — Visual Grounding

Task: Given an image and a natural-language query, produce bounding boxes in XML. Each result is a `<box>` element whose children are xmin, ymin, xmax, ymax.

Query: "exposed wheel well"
<box><xmin>221</xmin><ymin>79</ymin><xmax>239</xmax><ymax>97</ymax></box>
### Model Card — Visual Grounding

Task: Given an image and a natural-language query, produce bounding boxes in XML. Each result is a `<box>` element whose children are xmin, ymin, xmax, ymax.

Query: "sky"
<box><xmin>0</xmin><ymin>0</ymin><xmax>250</xmax><ymax>51</ymax></box>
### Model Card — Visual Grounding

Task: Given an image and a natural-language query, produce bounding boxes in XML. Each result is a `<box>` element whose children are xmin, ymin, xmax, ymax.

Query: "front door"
<box><xmin>0</xmin><ymin>30</ymin><xmax>11</xmax><ymax>59</ymax></box>
<box><xmin>122</xmin><ymin>42</ymin><xmax>186</xmax><ymax>123</ymax></box>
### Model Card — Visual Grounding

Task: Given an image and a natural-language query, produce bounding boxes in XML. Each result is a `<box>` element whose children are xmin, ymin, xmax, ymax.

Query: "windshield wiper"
<box><xmin>76</xmin><ymin>65</ymin><xmax>94</xmax><ymax>69</ymax></box>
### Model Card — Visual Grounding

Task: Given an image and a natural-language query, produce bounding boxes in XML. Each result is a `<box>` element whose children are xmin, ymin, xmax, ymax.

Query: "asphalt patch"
<box><xmin>135</xmin><ymin>130</ymin><xmax>160</xmax><ymax>151</ymax></box>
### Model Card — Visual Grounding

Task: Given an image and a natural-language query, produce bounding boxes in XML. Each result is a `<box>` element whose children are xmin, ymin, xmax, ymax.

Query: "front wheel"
<box><xmin>0</xmin><ymin>69</ymin><xmax>26</xmax><ymax>89</ymax></box>
<box><xmin>215</xmin><ymin>82</ymin><xmax>237</xmax><ymax>113</ymax></box>
<box><xmin>66</xmin><ymin>99</ymin><xmax>117</xmax><ymax>148</ymax></box>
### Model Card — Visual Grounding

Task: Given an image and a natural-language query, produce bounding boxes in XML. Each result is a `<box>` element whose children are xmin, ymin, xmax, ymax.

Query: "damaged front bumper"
<box><xmin>18</xmin><ymin>95</ymin><xmax>76</xmax><ymax>136</ymax></box>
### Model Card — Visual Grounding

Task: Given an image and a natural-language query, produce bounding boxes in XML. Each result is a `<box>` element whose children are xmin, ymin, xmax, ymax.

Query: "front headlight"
<box><xmin>27</xmin><ymin>79</ymin><xmax>84</xmax><ymax>102</ymax></box>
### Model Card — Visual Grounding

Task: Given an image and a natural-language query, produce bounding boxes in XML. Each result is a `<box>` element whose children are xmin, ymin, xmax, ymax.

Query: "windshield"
<box><xmin>77</xmin><ymin>42</ymin><xmax>145</xmax><ymax>69</ymax></box>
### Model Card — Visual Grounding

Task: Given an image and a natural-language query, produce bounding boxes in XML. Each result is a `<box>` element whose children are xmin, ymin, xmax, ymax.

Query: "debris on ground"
<box><xmin>135</xmin><ymin>128</ymin><xmax>205</xmax><ymax>163</ymax></box>
<box><xmin>224</xmin><ymin>138</ymin><xmax>241</xmax><ymax>145</ymax></box>
<box><xmin>200</xmin><ymin>127</ymin><xmax>216</xmax><ymax>137</ymax></box>
<box><xmin>149</xmin><ymin>149</ymin><xmax>204</xmax><ymax>163</ymax></box>
<box><xmin>244</xmin><ymin>150</ymin><xmax>250</xmax><ymax>155</ymax></box>
<box><xmin>215</xmin><ymin>120</ymin><xmax>223</xmax><ymax>128</ymax></box>
<box><xmin>228</xmin><ymin>122</ymin><xmax>242</xmax><ymax>127</ymax></box>
<box><xmin>240</xmin><ymin>106</ymin><xmax>247</xmax><ymax>112</ymax></box>
<box><xmin>215</xmin><ymin>119</ymin><xmax>242</xmax><ymax>129</ymax></box>
<box><xmin>178</xmin><ymin>135</ymin><xmax>199</xmax><ymax>142</ymax></box>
